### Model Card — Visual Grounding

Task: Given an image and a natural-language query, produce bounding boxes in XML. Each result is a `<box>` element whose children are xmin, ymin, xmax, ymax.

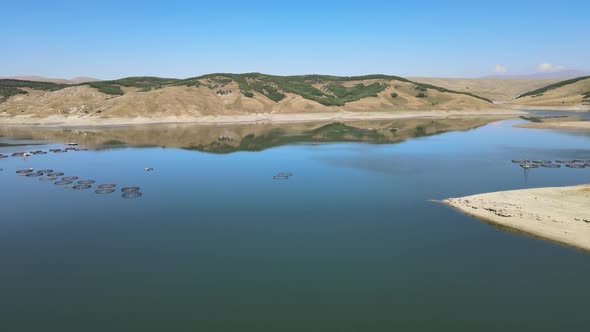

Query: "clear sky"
<box><xmin>2</xmin><ymin>0</ymin><xmax>588</xmax><ymax>79</ymax></box>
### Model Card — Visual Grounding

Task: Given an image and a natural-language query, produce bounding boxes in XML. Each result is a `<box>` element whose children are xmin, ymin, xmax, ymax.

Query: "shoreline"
<box><xmin>515</xmin><ymin>121</ymin><xmax>590</xmax><ymax>130</ymax></box>
<box><xmin>444</xmin><ymin>185</ymin><xmax>590</xmax><ymax>251</ymax></box>
<box><xmin>0</xmin><ymin>109</ymin><xmax>524</xmax><ymax>128</ymax></box>
<box><xmin>509</xmin><ymin>104</ymin><xmax>590</xmax><ymax>111</ymax></box>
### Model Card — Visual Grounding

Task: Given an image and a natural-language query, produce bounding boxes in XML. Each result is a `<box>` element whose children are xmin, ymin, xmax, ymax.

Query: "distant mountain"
<box><xmin>0</xmin><ymin>75</ymin><xmax>99</xmax><ymax>84</ymax></box>
<box><xmin>483</xmin><ymin>69</ymin><xmax>590</xmax><ymax>80</ymax></box>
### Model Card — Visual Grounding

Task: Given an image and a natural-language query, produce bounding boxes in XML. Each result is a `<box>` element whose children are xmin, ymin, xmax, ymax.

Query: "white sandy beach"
<box><xmin>444</xmin><ymin>185</ymin><xmax>590</xmax><ymax>251</ymax></box>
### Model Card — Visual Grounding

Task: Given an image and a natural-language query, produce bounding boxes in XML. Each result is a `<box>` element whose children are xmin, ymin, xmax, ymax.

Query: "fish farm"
<box><xmin>3</xmin><ymin>145</ymin><xmax>144</xmax><ymax>199</ymax></box>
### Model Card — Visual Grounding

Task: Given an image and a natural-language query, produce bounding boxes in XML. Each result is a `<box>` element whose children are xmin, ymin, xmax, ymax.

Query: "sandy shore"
<box><xmin>0</xmin><ymin>109</ymin><xmax>523</xmax><ymax>127</ymax></box>
<box><xmin>444</xmin><ymin>185</ymin><xmax>590</xmax><ymax>251</ymax></box>
<box><xmin>516</xmin><ymin>121</ymin><xmax>590</xmax><ymax>130</ymax></box>
<box><xmin>510</xmin><ymin>104</ymin><xmax>590</xmax><ymax>111</ymax></box>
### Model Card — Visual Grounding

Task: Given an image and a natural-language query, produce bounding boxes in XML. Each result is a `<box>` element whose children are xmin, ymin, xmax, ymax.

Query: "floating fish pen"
<box><xmin>512</xmin><ymin>159</ymin><xmax>530</xmax><ymax>163</ymax></box>
<box><xmin>541</xmin><ymin>164</ymin><xmax>561</xmax><ymax>168</ymax></box>
<box><xmin>122</xmin><ymin>192</ymin><xmax>142</xmax><ymax>199</ymax></box>
<box><xmin>16</xmin><ymin>168</ymin><xmax>34</xmax><ymax>174</ymax></box>
<box><xmin>67</xmin><ymin>143</ymin><xmax>78</xmax><ymax>146</ymax></box>
<box><xmin>95</xmin><ymin>188</ymin><xmax>115</xmax><ymax>194</ymax></box>
<box><xmin>47</xmin><ymin>172</ymin><xmax>64</xmax><ymax>177</ymax></box>
<box><xmin>72</xmin><ymin>184</ymin><xmax>92</xmax><ymax>190</ymax></box>
<box><xmin>121</xmin><ymin>187</ymin><xmax>140</xmax><ymax>193</ymax></box>
<box><xmin>273</xmin><ymin>171</ymin><xmax>294</xmax><ymax>180</ymax></box>
<box><xmin>12</xmin><ymin>152</ymin><xmax>27</xmax><ymax>157</ymax></box>
<box><xmin>25</xmin><ymin>172</ymin><xmax>44</xmax><ymax>177</ymax></box>
<box><xmin>0</xmin><ymin>154</ymin><xmax>7</xmax><ymax>159</ymax></box>
<box><xmin>532</xmin><ymin>160</ymin><xmax>552</xmax><ymax>164</ymax></box>
<box><xmin>54</xmin><ymin>180</ymin><xmax>73</xmax><ymax>186</ymax></box>
<box><xmin>62</xmin><ymin>176</ymin><xmax>79</xmax><ymax>181</ymax></box>
<box><xmin>39</xmin><ymin>177</ymin><xmax>58</xmax><ymax>181</ymax></box>
<box><xmin>520</xmin><ymin>163</ymin><xmax>539</xmax><ymax>169</ymax></box>
<box><xmin>566</xmin><ymin>164</ymin><xmax>586</xmax><ymax>169</ymax></box>
<box><xmin>77</xmin><ymin>180</ymin><xmax>96</xmax><ymax>185</ymax></box>
<box><xmin>98</xmin><ymin>184</ymin><xmax>116</xmax><ymax>189</ymax></box>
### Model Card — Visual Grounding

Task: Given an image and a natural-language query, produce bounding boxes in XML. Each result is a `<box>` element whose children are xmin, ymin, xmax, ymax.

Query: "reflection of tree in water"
<box><xmin>0</xmin><ymin>117</ymin><xmax>502</xmax><ymax>154</ymax></box>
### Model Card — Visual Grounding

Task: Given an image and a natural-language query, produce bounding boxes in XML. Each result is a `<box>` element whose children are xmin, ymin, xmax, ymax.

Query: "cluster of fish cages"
<box><xmin>15</xmin><ymin>168</ymin><xmax>143</xmax><ymax>199</ymax></box>
<box><xmin>273</xmin><ymin>172</ymin><xmax>294</xmax><ymax>180</ymax></box>
<box><xmin>512</xmin><ymin>159</ymin><xmax>590</xmax><ymax>169</ymax></box>
<box><xmin>2</xmin><ymin>144</ymin><xmax>89</xmax><ymax>160</ymax></box>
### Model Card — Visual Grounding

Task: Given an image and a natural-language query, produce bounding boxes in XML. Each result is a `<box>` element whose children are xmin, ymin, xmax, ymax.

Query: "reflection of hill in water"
<box><xmin>0</xmin><ymin>117</ymin><xmax>503</xmax><ymax>153</ymax></box>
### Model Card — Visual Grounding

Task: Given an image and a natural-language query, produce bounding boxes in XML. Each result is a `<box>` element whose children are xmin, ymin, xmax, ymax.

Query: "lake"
<box><xmin>1</xmin><ymin>114</ymin><xmax>589</xmax><ymax>331</ymax></box>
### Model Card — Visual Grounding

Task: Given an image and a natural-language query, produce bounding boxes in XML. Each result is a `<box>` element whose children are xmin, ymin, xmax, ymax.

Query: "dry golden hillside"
<box><xmin>513</xmin><ymin>77</ymin><xmax>590</xmax><ymax>107</ymax></box>
<box><xmin>0</xmin><ymin>75</ymin><xmax>499</xmax><ymax>123</ymax></box>
<box><xmin>409</xmin><ymin>77</ymin><xmax>559</xmax><ymax>102</ymax></box>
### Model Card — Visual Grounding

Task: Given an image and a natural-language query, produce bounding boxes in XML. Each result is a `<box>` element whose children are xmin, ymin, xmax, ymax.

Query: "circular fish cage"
<box><xmin>77</xmin><ymin>180</ymin><xmax>96</xmax><ymax>185</ymax></box>
<box><xmin>273</xmin><ymin>175</ymin><xmax>290</xmax><ymax>179</ymax></box>
<box><xmin>54</xmin><ymin>180</ymin><xmax>73</xmax><ymax>186</ymax></box>
<box><xmin>541</xmin><ymin>164</ymin><xmax>561</xmax><ymax>168</ymax></box>
<box><xmin>566</xmin><ymin>164</ymin><xmax>586</xmax><ymax>169</ymax></box>
<box><xmin>277</xmin><ymin>172</ymin><xmax>293</xmax><ymax>177</ymax></box>
<box><xmin>555</xmin><ymin>160</ymin><xmax>575</xmax><ymax>164</ymax></box>
<box><xmin>72</xmin><ymin>184</ymin><xmax>92</xmax><ymax>190</ymax></box>
<box><xmin>25</xmin><ymin>172</ymin><xmax>44</xmax><ymax>177</ymax></box>
<box><xmin>54</xmin><ymin>150</ymin><xmax>67</xmax><ymax>153</ymax></box>
<box><xmin>95</xmin><ymin>188</ymin><xmax>115</xmax><ymax>194</ymax></box>
<box><xmin>12</xmin><ymin>152</ymin><xmax>26</xmax><ymax>157</ymax></box>
<box><xmin>62</xmin><ymin>176</ymin><xmax>79</xmax><ymax>181</ymax></box>
<box><xmin>520</xmin><ymin>163</ymin><xmax>539</xmax><ymax>169</ymax></box>
<box><xmin>49</xmin><ymin>149</ymin><xmax>61</xmax><ymax>152</ymax></box>
<box><xmin>37</xmin><ymin>169</ymin><xmax>54</xmax><ymax>174</ymax></box>
<box><xmin>121</xmin><ymin>187</ymin><xmax>140</xmax><ymax>193</ymax></box>
<box><xmin>64</xmin><ymin>147</ymin><xmax>77</xmax><ymax>151</ymax></box>
<box><xmin>122</xmin><ymin>192</ymin><xmax>142</xmax><ymax>199</ymax></box>
<box><xmin>75</xmin><ymin>148</ymin><xmax>89</xmax><ymax>151</ymax></box>
<box><xmin>47</xmin><ymin>172</ymin><xmax>64</xmax><ymax>177</ymax></box>
<box><xmin>97</xmin><ymin>184</ymin><xmax>116</xmax><ymax>189</ymax></box>
<box><xmin>39</xmin><ymin>176</ymin><xmax>58</xmax><ymax>181</ymax></box>
<box><xmin>532</xmin><ymin>160</ymin><xmax>552</xmax><ymax>164</ymax></box>
<box><xmin>512</xmin><ymin>159</ymin><xmax>530</xmax><ymax>163</ymax></box>
<box><xmin>16</xmin><ymin>168</ymin><xmax>34</xmax><ymax>174</ymax></box>
<box><xmin>0</xmin><ymin>154</ymin><xmax>7</xmax><ymax>159</ymax></box>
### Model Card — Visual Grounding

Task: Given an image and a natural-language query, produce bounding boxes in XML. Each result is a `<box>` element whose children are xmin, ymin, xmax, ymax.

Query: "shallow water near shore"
<box><xmin>1</xmin><ymin>115</ymin><xmax>590</xmax><ymax>331</ymax></box>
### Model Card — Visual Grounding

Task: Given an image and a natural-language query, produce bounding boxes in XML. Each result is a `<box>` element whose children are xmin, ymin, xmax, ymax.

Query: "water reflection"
<box><xmin>0</xmin><ymin>117</ymin><xmax>504</xmax><ymax>153</ymax></box>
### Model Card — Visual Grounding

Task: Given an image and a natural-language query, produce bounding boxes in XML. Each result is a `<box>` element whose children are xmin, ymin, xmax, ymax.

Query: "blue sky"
<box><xmin>2</xmin><ymin>0</ymin><xmax>588</xmax><ymax>79</ymax></box>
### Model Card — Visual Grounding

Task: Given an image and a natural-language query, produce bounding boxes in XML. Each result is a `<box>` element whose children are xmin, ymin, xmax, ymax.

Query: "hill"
<box><xmin>0</xmin><ymin>74</ymin><xmax>499</xmax><ymax>124</ymax></box>
<box><xmin>409</xmin><ymin>77</ymin><xmax>559</xmax><ymax>102</ymax></box>
<box><xmin>514</xmin><ymin>76</ymin><xmax>590</xmax><ymax>107</ymax></box>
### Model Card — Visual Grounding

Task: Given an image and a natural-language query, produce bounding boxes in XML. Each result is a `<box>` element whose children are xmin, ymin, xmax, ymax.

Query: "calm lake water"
<box><xmin>1</xmin><ymin>114</ymin><xmax>589</xmax><ymax>331</ymax></box>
